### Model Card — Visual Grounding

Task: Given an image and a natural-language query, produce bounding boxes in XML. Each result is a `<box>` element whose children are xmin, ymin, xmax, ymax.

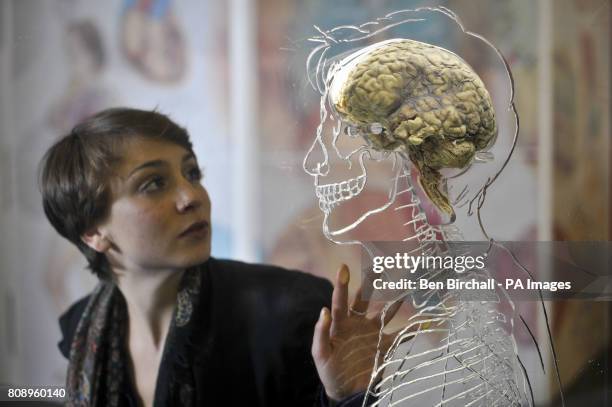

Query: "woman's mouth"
<box><xmin>179</xmin><ymin>220</ymin><xmax>209</xmax><ymax>238</ymax></box>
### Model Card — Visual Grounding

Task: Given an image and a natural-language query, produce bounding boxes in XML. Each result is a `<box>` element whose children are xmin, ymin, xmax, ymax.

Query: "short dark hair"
<box><xmin>39</xmin><ymin>107</ymin><xmax>194</xmax><ymax>280</ymax></box>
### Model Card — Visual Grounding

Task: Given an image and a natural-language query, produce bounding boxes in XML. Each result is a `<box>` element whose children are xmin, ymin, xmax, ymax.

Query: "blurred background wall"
<box><xmin>0</xmin><ymin>0</ymin><xmax>609</xmax><ymax>404</ymax></box>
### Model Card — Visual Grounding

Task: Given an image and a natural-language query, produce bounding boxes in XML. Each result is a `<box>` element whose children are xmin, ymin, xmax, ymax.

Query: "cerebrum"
<box><xmin>329</xmin><ymin>39</ymin><xmax>497</xmax><ymax>217</ymax></box>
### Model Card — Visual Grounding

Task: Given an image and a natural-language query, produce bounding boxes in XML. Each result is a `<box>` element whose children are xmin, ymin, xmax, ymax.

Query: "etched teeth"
<box><xmin>315</xmin><ymin>174</ymin><xmax>366</xmax><ymax>213</ymax></box>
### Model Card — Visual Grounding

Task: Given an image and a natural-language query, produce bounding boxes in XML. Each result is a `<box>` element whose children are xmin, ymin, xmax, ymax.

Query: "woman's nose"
<box><xmin>176</xmin><ymin>181</ymin><xmax>202</xmax><ymax>212</ymax></box>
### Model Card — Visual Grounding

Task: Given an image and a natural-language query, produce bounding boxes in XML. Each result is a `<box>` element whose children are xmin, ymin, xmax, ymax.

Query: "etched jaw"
<box><xmin>315</xmin><ymin>174</ymin><xmax>366</xmax><ymax>213</ymax></box>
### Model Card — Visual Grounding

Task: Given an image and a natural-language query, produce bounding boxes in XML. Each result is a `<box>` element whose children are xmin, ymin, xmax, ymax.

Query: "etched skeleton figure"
<box><xmin>303</xmin><ymin>8</ymin><xmax>562</xmax><ymax>407</ymax></box>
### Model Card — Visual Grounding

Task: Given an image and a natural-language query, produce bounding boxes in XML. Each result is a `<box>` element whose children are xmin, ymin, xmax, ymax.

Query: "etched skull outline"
<box><xmin>303</xmin><ymin>41</ymin><xmax>407</xmax><ymax>242</ymax></box>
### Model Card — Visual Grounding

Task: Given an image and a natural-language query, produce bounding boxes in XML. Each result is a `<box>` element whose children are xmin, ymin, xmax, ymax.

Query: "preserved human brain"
<box><xmin>329</xmin><ymin>39</ymin><xmax>497</xmax><ymax>217</ymax></box>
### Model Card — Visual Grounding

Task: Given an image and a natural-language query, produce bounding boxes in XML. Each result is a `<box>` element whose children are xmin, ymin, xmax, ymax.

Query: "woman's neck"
<box><xmin>115</xmin><ymin>268</ymin><xmax>185</xmax><ymax>349</ymax></box>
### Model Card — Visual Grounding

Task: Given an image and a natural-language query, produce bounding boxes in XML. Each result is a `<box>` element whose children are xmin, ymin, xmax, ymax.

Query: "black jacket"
<box><xmin>59</xmin><ymin>258</ymin><xmax>366</xmax><ymax>406</ymax></box>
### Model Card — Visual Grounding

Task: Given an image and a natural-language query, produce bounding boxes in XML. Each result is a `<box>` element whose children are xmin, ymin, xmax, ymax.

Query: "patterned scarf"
<box><xmin>66</xmin><ymin>268</ymin><xmax>202</xmax><ymax>406</ymax></box>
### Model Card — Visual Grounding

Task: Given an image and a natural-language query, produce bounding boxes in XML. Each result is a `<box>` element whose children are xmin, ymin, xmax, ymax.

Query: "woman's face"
<box><xmin>96</xmin><ymin>137</ymin><xmax>211</xmax><ymax>273</ymax></box>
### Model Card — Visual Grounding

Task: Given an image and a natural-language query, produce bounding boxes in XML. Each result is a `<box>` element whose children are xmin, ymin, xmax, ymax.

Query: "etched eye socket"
<box><xmin>369</xmin><ymin>122</ymin><xmax>383</xmax><ymax>134</ymax></box>
<box><xmin>344</xmin><ymin>125</ymin><xmax>360</xmax><ymax>138</ymax></box>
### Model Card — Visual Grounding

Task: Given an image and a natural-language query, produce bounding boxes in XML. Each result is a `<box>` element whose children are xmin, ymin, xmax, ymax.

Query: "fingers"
<box><xmin>382</xmin><ymin>300</ymin><xmax>403</xmax><ymax>326</ymax></box>
<box><xmin>349</xmin><ymin>284</ymin><xmax>369</xmax><ymax>315</ymax></box>
<box><xmin>331</xmin><ymin>264</ymin><xmax>350</xmax><ymax>321</ymax></box>
<box><xmin>312</xmin><ymin>307</ymin><xmax>332</xmax><ymax>361</ymax></box>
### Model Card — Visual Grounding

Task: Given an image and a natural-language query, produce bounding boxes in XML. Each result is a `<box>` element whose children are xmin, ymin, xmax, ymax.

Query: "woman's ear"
<box><xmin>81</xmin><ymin>228</ymin><xmax>112</xmax><ymax>253</ymax></box>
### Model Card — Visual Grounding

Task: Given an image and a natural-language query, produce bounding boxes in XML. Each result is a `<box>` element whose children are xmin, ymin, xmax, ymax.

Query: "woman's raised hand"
<box><xmin>311</xmin><ymin>264</ymin><xmax>401</xmax><ymax>402</ymax></box>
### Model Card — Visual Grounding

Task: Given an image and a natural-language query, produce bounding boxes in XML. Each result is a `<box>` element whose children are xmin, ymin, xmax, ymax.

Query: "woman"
<box><xmin>40</xmin><ymin>108</ymin><xmax>393</xmax><ymax>406</ymax></box>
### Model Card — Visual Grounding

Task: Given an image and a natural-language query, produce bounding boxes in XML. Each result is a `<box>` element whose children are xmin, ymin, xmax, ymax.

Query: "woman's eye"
<box><xmin>140</xmin><ymin>176</ymin><xmax>166</xmax><ymax>193</ymax></box>
<box><xmin>187</xmin><ymin>166</ymin><xmax>203</xmax><ymax>182</ymax></box>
